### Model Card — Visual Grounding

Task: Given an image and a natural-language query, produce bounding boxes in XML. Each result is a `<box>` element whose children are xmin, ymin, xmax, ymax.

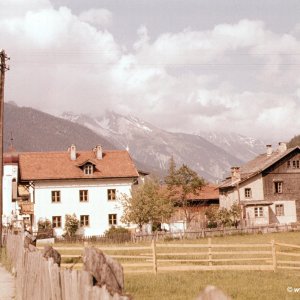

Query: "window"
<box><xmin>84</xmin><ymin>164</ymin><xmax>93</xmax><ymax>175</ymax></box>
<box><xmin>287</xmin><ymin>160</ymin><xmax>291</xmax><ymax>168</ymax></box>
<box><xmin>80</xmin><ymin>215</ymin><xmax>89</xmax><ymax>227</ymax></box>
<box><xmin>108</xmin><ymin>214</ymin><xmax>117</xmax><ymax>225</ymax></box>
<box><xmin>107</xmin><ymin>189</ymin><xmax>116</xmax><ymax>201</ymax></box>
<box><xmin>254</xmin><ymin>207</ymin><xmax>263</xmax><ymax>218</ymax></box>
<box><xmin>51</xmin><ymin>191</ymin><xmax>61</xmax><ymax>203</ymax></box>
<box><xmin>52</xmin><ymin>216</ymin><xmax>61</xmax><ymax>228</ymax></box>
<box><xmin>274</xmin><ymin>182</ymin><xmax>283</xmax><ymax>194</ymax></box>
<box><xmin>292</xmin><ymin>160</ymin><xmax>300</xmax><ymax>169</ymax></box>
<box><xmin>275</xmin><ymin>204</ymin><xmax>284</xmax><ymax>216</ymax></box>
<box><xmin>244</xmin><ymin>188</ymin><xmax>252</xmax><ymax>198</ymax></box>
<box><xmin>79</xmin><ymin>190</ymin><xmax>88</xmax><ymax>202</ymax></box>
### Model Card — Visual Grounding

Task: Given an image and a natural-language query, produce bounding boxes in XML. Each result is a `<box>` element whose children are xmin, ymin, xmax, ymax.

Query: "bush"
<box><xmin>64</xmin><ymin>214</ymin><xmax>79</xmax><ymax>237</ymax></box>
<box><xmin>104</xmin><ymin>226</ymin><xmax>131</xmax><ymax>242</ymax></box>
<box><xmin>38</xmin><ymin>218</ymin><xmax>52</xmax><ymax>230</ymax></box>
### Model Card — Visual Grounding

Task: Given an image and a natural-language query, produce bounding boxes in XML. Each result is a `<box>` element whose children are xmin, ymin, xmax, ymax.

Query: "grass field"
<box><xmin>45</xmin><ymin>231</ymin><xmax>300</xmax><ymax>299</ymax></box>
<box><xmin>125</xmin><ymin>270</ymin><xmax>300</xmax><ymax>300</ymax></box>
<box><xmin>123</xmin><ymin>231</ymin><xmax>300</xmax><ymax>299</ymax></box>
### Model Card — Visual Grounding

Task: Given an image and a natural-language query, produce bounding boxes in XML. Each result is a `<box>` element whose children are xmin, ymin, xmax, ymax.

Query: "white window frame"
<box><xmin>51</xmin><ymin>191</ymin><xmax>61</xmax><ymax>203</ymax></box>
<box><xmin>84</xmin><ymin>164</ymin><xmax>93</xmax><ymax>175</ymax></box>
<box><xmin>79</xmin><ymin>190</ymin><xmax>88</xmax><ymax>202</ymax></box>
<box><xmin>254</xmin><ymin>207</ymin><xmax>264</xmax><ymax>218</ymax></box>
<box><xmin>244</xmin><ymin>188</ymin><xmax>252</xmax><ymax>198</ymax></box>
<box><xmin>107</xmin><ymin>189</ymin><xmax>116</xmax><ymax>201</ymax></box>
<box><xmin>274</xmin><ymin>181</ymin><xmax>283</xmax><ymax>194</ymax></box>
<box><xmin>52</xmin><ymin>216</ymin><xmax>62</xmax><ymax>228</ymax></box>
<box><xmin>275</xmin><ymin>204</ymin><xmax>284</xmax><ymax>216</ymax></box>
<box><xmin>108</xmin><ymin>214</ymin><xmax>117</xmax><ymax>225</ymax></box>
<box><xmin>80</xmin><ymin>215</ymin><xmax>90</xmax><ymax>227</ymax></box>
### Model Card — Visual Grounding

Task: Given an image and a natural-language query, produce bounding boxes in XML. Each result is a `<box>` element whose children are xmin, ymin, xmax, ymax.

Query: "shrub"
<box><xmin>104</xmin><ymin>226</ymin><xmax>131</xmax><ymax>242</ymax></box>
<box><xmin>38</xmin><ymin>218</ymin><xmax>52</xmax><ymax>230</ymax></box>
<box><xmin>64</xmin><ymin>214</ymin><xmax>79</xmax><ymax>237</ymax></box>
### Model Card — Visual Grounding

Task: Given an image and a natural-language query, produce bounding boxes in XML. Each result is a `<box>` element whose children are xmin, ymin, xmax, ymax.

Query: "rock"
<box><xmin>195</xmin><ymin>285</ymin><xmax>231</xmax><ymax>300</ymax></box>
<box><xmin>83</xmin><ymin>247</ymin><xmax>124</xmax><ymax>295</ymax></box>
<box><xmin>24</xmin><ymin>230</ymin><xmax>37</xmax><ymax>248</ymax></box>
<box><xmin>42</xmin><ymin>245</ymin><xmax>61</xmax><ymax>266</ymax></box>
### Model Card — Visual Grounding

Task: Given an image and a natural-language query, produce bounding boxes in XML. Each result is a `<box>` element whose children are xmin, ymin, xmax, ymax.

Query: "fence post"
<box><xmin>208</xmin><ymin>237</ymin><xmax>212</xmax><ymax>266</ymax></box>
<box><xmin>152</xmin><ymin>238</ymin><xmax>157</xmax><ymax>275</ymax></box>
<box><xmin>271</xmin><ymin>240</ymin><xmax>277</xmax><ymax>272</ymax></box>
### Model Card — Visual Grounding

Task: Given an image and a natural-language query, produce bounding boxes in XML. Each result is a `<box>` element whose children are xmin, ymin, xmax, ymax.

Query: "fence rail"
<box><xmin>56</xmin><ymin>237</ymin><xmax>300</xmax><ymax>274</ymax></box>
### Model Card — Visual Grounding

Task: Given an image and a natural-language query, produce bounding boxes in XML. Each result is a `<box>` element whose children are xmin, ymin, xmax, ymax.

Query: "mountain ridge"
<box><xmin>61</xmin><ymin>111</ymin><xmax>260</xmax><ymax>181</ymax></box>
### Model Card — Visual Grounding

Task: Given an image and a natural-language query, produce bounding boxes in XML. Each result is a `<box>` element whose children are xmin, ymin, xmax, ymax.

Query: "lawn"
<box><xmin>123</xmin><ymin>231</ymin><xmax>300</xmax><ymax>299</ymax></box>
<box><xmin>125</xmin><ymin>270</ymin><xmax>300</xmax><ymax>300</ymax></box>
<box><xmin>45</xmin><ymin>231</ymin><xmax>300</xmax><ymax>299</ymax></box>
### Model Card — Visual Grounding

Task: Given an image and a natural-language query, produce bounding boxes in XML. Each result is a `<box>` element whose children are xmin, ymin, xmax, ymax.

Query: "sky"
<box><xmin>1</xmin><ymin>0</ymin><xmax>300</xmax><ymax>140</ymax></box>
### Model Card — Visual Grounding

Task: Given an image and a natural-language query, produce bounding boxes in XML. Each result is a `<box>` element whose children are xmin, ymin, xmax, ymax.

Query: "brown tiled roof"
<box><xmin>219</xmin><ymin>146</ymin><xmax>300</xmax><ymax>189</ymax></box>
<box><xmin>170</xmin><ymin>184</ymin><xmax>219</xmax><ymax>201</ymax></box>
<box><xmin>19</xmin><ymin>150</ymin><xmax>139</xmax><ymax>180</ymax></box>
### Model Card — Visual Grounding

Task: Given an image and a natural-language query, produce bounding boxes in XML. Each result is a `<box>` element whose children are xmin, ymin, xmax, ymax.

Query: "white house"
<box><xmin>3</xmin><ymin>149</ymin><xmax>20</xmax><ymax>225</ymax></box>
<box><xmin>219</xmin><ymin>143</ymin><xmax>300</xmax><ymax>226</ymax></box>
<box><xmin>16</xmin><ymin>144</ymin><xmax>140</xmax><ymax>236</ymax></box>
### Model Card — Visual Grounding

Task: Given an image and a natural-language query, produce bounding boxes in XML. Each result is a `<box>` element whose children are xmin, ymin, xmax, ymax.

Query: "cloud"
<box><xmin>79</xmin><ymin>9</ymin><xmax>113</xmax><ymax>27</ymax></box>
<box><xmin>1</xmin><ymin>1</ymin><xmax>300</xmax><ymax>140</ymax></box>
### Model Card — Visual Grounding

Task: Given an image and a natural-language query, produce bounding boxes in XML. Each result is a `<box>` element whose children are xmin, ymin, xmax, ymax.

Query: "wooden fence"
<box><xmin>5</xmin><ymin>233</ymin><xmax>129</xmax><ymax>300</ymax></box>
<box><xmin>134</xmin><ymin>223</ymin><xmax>300</xmax><ymax>242</ymax></box>
<box><xmin>56</xmin><ymin>238</ymin><xmax>300</xmax><ymax>274</ymax></box>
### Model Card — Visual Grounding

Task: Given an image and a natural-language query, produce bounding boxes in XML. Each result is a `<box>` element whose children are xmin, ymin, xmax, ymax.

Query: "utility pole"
<box><xmin>0</xmin><ymin>49</ymin><xmax>9</xmax><ymax>246</ymax></box>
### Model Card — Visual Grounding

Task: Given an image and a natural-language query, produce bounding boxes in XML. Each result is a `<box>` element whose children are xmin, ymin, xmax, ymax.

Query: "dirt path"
<box><xmin>0</xmin><ymin>265</ymin><xmax>15</xmax><ymax>299</ymax></box>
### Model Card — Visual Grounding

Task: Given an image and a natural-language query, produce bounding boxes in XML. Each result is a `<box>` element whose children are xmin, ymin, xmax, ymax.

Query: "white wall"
<box><xmin>3</xmin><ymin>164</ymin><xmax>19</xmax><ymax>224</ymax></box>
<box><xmin>220</xmin><ymin>174</ymin><xmax>265</xmax><ymax>210</ymax></box>
<box><xmin>239</xmin><ymin>175</ymin><xmax>264</xmax><ymax>202</ymax></box>
<box><xmin>269</xmin><ymin>200</ymin><xmax>297</xmax><ymax>224</ymax></box>
<box><xmin>33</xmin><ymin>178</ymin><xmax>133</xmax><ymax>236</ymax></box>
<box><xmin>245</xmin><ymin>206</ymin><xmax>269</xmax><ymax>226</ymax></box>
<box><xmin>219</xmin><ymin>190</ymin><xmax>238</xmax><ymax>209</ymax></box>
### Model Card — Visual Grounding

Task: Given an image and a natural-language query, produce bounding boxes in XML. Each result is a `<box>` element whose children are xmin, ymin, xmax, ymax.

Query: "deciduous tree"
<box><xmin>121</xmin><ymin>178</ymin><xmax>174</xmax><ymax>231</ymax></box>
<box><xmin>165</xmin><ymin>158</ymin><xmax>205</xmax><ymax>227</ymax></box>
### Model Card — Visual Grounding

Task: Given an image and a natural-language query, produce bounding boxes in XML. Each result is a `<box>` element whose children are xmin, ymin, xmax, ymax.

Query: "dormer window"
<box><xmin>84</xmin><ymin>164</ymin><xmax>93</xmax><ymax>175</ymax></box>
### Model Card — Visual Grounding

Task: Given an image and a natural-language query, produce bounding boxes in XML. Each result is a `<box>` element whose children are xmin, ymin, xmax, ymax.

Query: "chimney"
<box><xmin>266</xmin><ymin>145</ymin><xmax>273</xmax><ymax>157</ymax></box>
<box><xmin>278</xmin><ymin>142</ymin><xmax>287</xmax><ymax>153</ymax></box>
<box><xmin>95</xmin><ymin>145</ymin><xmax>102</xmax><ymax>160</ymax></box>
<box><xmin>70</xmin><ymin>144</ymin><xmax>76</xmax><ymax>161</ymax></box>
<box><xmin>231</xmin><ymin>166</ymin><xmax>241</xmax><ymax>183</ymax></box>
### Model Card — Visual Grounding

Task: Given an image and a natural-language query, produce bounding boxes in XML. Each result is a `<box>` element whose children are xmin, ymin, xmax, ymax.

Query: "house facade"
<box><xmin>3</xmin><ymin>150</ymin><xmax>20</xmax><ymax>224</ymax></box>
<box><xmin>6</xmin><ymin>144</ymin><xmax>140</xmax><ymax>236</ymax></box>
<box><xmin>219</xmin><ymin>143</ymin><xmax>300</xmax><ymax>226</ymax></box>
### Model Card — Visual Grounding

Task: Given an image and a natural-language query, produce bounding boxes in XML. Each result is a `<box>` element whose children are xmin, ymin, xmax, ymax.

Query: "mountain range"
<box><xmin>60</xmin><ymin>111</ymin><xmax>267</xmax><ymax>181</ymax></box>
<box><xmin>4</xmin><ymin>102</ymin><xmax>267</xmax><ymax>181</ymax></box>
